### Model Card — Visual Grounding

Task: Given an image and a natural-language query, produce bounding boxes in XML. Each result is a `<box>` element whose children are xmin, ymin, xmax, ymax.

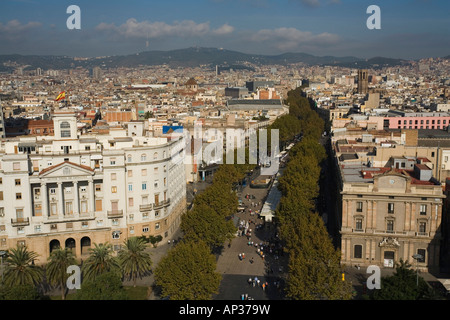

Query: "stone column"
<box><xmin>41</xmin><ymin>182</ymin><xmax>48</xmax><ymax>217</ymax></box>
<box><xmin>57</xmin><ymin>181</ymin><xmax>64</xmax><ymax>216</ymax></box>
<box><xmin>74</xmin><ymin>181</ymin><xmax>79</xmax><ymax>214</ymax></box>
<box><xmin>88</xmin><ymin>179</ymin><xmax>95</xmax><ymax>213</ymax></box>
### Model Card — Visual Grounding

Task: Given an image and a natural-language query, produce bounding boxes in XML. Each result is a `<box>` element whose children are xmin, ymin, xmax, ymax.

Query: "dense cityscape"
<box><xmin>0</xmin><ymin>1</ymin><xmax>449</xmax><ymax>313</ymax></box>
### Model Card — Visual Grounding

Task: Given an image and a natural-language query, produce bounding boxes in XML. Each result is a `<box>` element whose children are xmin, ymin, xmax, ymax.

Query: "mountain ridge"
<box><xmin>0</xmin><ymin>47</ymin><xmax>420</xmax><ymax>72</ymax></box>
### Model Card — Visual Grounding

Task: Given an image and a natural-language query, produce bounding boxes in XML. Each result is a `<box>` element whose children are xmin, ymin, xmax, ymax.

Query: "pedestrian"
<box><xmin>262</xmin><ymin>283</ymin><xmax>265</xmax><ymax>291</ymax></box>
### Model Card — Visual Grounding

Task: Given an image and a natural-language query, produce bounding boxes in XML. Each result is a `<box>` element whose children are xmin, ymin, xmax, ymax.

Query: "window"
<box><xmin>127</xmin><ymin>155</ymin><xmax>132</xmax><ymax>162</ymax></box>
<box><xmin>16</xmin><ymin>193</ymin><xmax>22</xmax><ymax>200</ymax></box>
<box><xmin>95</xmin><ymin>184</ymin><xmax>102</xmax><ymax>192</ymax></box>
<box><xmin>153</xmin><ymin>152</ymin><xmax>158</xmax><ymax>160</ymax></box>
<box><xmin>141</xmin><ymin>154</ymin><xmax>147</xmax><ymax>161</ymax></box>
<box><xmin>154</xmin><ymin>180</ymin><xmax>159</xmax><ymax>188</ymax></box>
<box><xmin>354</xmin><ymin>245</ymin><xmax>362</xmax><ymax>259</ymax></box>
<box><xmin>141</xmin><ymin>169</ymin><xmax>147</xmax><ymax>176</ymax></box>
<box><xmin>15</xmin><ymin>179</ymin><xmax>21</xmax><ymax>186</ymax></box>
<box><xmin>0</xmin><ymin>192</ymin><xmax>3</xmax><ymax>201</ymax></box>
<box><xmin>128</xmin><ymin>184</ymin><xmax>133</xmax><ymax>192</ymax></box>
<box><xmin>34</xmin><ymin>204</ymin><xmax>42</xmax><ymax>216</ymax></box>
<box><xmin>82</xmin><ymin>221</ymin><xmax>88</xmax><ymax>229</ymax></box>
<box><xmin>143</xmin><ymin>212</ymin><xmax>149</xmax><ymax>220</ymax></box>
<box><xmin>112</xmin><ymin>219</ymin><xmax>119</xmax><ymax>226</ymax></box>
<box><xmin>65</xmin><ymin>202</ymin><xmax>73</xmax><ymax>215</ymax></box>
<box><xmin>420</xmin><ymin>204</ymin><xmax>427</xmax><ymax>215</ymax></box>
<box><xmin>111</xmin><ymin>186</ymin><xmax>117</xmax><ymax>193</ymax></box>
<box><xmin>155</xmin><ymin>210</ymin><xmax>160</xmax><ymax>218</ymax></box>
<box><xmin>60</xmin><ymin>121</ymin><xmax>71</xmax><ymax>138</ymax></box>
<box><xmin>142</xmin><ymin>182</ymin><xmax>147</xmax><ymax>191</ymax></box>
<box><xmin>419</xmin><ymin>222</ymin><xmax>427</xmax><ymax>235</ymax></box>
<box><xmin>50</xmin><ymin>188</ymin><xmax>56</xmax><ymax>194</ymax></box>
<box><xmin>355</xmin><ymin>218</ymin><xmax>363</xmax><ymax>231</ymax></box>
<box><xmin>155</xmin><ymin>222</ymin><xmax>160</xmax><ymax>230</ymax></box>
<box><xmin>111</xmin><ymin>173</ymin><xmax>117</xmax><ymax>180</ymax></box>
<box><xmin>95</xmin><ymin>199</ymin><xmax>102</xmax><ymax>212</ymax></box>
<box><xmin>128</xmin><ymin>169</ymin><xmax>133</xmax><ymax>177</ymax></box>
<box><xmin>356</xmin><ymin>201</ymin><xmax>363</xmax><ymax>212</ymax></box>
<box><xmin>130</xmin><ymin>226</ymin><xmax>135</xmax><ymax>234</ymax></box>
<box><xmin>34</xmin><ymin>225</ymin><xmax>41</xmax><ymax>233</ymax></box>
<box><xmin>143</xmin><ymin>226</ymin><xmax>149</xmax><ymax>233</ymax></box>
<box><xmin>386</xmin><ymin>220</ymin><xmax>394</xmax><ymax>233</ymax></box>
<box><xmin>110</xmin><ymin>158</ymin><xmax>116</xmax><ymax>165</ymax></box>
<box><xmin>128</xmin><ymin>197</ymin><xmax>134</xmax><ymax>207</ymax></box>
<box><xmin>388</xmin><ymin>203</ymin><xmax>394</xmax><ymax>214</ymax></box>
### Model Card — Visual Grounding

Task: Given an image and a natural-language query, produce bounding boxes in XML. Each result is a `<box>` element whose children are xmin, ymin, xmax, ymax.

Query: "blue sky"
<box><xmin>0</xmin><ymin>0</ymin><xmax>448</xmax><ymax>59</ymax></box>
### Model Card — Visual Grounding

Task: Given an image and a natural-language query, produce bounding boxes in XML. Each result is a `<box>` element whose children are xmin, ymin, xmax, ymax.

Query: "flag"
<box><xmin>55</xmin><ymin>91</ymin><xmax>66</xmax><ymax>101</ymax></box>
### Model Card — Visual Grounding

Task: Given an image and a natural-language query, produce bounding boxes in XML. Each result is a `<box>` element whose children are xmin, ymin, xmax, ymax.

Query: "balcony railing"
<box><xmin>42</xmin><ymin>212</ymin><xmax>95</xmax><ymax>223</ymax></box>
<box><xmin>153</xmin><ymin>199</ymin><xmax>170</xmax><ymax>209</ymax></box>
<box><xmin>139</xmin><ymin>204</ymin><xmax>153</xmax><ymax>211</ymax></box>
<box><xmin>11</xmin><ymin>217</ymin><xmax>30</xmax><ymax>226</ymax></box>
<box><xmin>107</xmin><ymin>209</ymin><xmax>124</xmax><ymax>218</ymax></box>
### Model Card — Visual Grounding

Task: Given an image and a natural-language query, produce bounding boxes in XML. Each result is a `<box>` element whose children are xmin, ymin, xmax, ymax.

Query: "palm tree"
<box><xmin>3</xmin><ymin>245</ymin><xmax>43</xmax><ymax>287</ymax></box>
<box><xmin>81</xmin><ymin>242</ymin><xmax>119</xmax><ymax>282</ymax></box>
<box><xmin>46</xmin><ymin>247</ymin><xmax>78</xmax><ymax>300</ymax></box>
<box><xmin>117</xmin><ymin>237</ymin><xmax>152</xmax><ymax>287</ymax></box>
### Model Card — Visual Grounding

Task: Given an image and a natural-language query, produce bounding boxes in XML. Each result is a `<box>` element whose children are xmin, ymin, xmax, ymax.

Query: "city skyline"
<box><xmin>0</xmin><ymin>0</ymin><xmax>449</xmax><ymax>60</ymax></box>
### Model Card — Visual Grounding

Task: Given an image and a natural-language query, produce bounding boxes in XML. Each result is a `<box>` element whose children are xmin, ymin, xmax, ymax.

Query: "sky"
<box><xmin>0</xmin><ymin>0</ymin><xmax>449</xmax><ymax>59</ymax></box>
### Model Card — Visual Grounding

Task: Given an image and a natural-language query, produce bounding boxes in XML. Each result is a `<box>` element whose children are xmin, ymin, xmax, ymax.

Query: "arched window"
<box><xmin>153</xmin><ymin>152</ymin><xmax>158</xmax><ymax>160</ymax></box>
<box><xmin>141</xmin><ymin>154</ymin><xmax>147</xmax><ymax>161</ymax></box>
<box><xmin>60</xmin><ymin>121</ymin><xmax>71</xmax><ymax>138</ymax></box>
<box><xmin>127</xmin><ymin>155</ymin><xmax>132</xmax><ymax>162</ymax></box>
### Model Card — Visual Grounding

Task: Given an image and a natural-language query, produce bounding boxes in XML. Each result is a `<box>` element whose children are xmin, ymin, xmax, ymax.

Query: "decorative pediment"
<box><xmin>379</xmin><ymin>237</ymin><xmax>400</xmax><ymax>248</ymax></box>
<box><xmin>39</xmin><ymin>161</ymin><xmax>94</xmax><ymax>178</ymax></box>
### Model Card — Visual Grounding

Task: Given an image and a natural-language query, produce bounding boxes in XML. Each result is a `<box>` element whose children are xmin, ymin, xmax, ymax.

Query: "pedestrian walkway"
<box><xmin>214</xmin><ymin>182</ymin><xmax>287</xmax><ymax>300</ymax></box>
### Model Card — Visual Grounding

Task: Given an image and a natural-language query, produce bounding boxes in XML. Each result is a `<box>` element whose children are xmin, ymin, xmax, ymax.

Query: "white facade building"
<box><xmin>0</xmin><ymin>112</ymin><xmax>186</xmax><ymax>262</ymax></box>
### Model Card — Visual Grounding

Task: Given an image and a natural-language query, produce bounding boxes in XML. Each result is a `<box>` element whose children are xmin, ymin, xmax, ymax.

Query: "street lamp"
<box><xmin>412</xmin><ymin>254</ymin><xmax>423</xmax><ymax>287</ymax></box>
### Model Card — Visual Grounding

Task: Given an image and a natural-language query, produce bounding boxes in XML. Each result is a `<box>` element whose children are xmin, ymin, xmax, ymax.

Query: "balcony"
<box><xmin>43</xmin><ymin>212</ymin><xmax>95</xmax><ymax>224</ymax></box>
<box><xmin>107</xmin><ymin>209</ymin><xmax>123</xmax><ymax>218</ymax></box>
<box><xmin>139</xmin><ymin>204</ymin><xmax>153</xmax><ymax>212</ymax></box>
<box><xmin>11</xmin><ymin>217</ymin><xmax>30</xmax><ymax>227</ymax></box>
<box><xmin>153</xmin><ymin>199</ymin><xmax>170</xmax><ymax>210</ymax></box>
<box><xmin>415</xmin><ymin>232</ymin><xmax>429</xmax><ymax>237</ymax></box>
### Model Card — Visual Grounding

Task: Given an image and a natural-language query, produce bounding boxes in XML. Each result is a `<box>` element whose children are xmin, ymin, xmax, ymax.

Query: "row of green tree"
<box><xmin>0</xmin><ymin>237</ymin><xmax>152</xmax><ymax>300</ymax></box>
<box><xmin>154</xmin><ymin>162</ymin><xmax>251</xmax><ymax>300</ymax></box>
<box><xmin>276</xmin><ymin>87</ymin><xmax>353</xmax><ymax>300</ymax></box>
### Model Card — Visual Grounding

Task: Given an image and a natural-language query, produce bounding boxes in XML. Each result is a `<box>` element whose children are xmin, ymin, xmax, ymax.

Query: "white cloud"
<box><xmin>212</xmin><ymin>23</ymin><xmax>235</xmax><ymax>35</ymax></box>
<box><xmin>96</xmin><ymin>19</ymin><xmax>234</xmax><ymax>39</ymax></box>
<box><xmin>251</xmin><ymin>27</ymin><xmax>340</xmax><ymax>51</ymax></box>
<box><xmin>0</xmin><ymin>20</ymin><xmax>42</xmax><ymax>42</ymax></box>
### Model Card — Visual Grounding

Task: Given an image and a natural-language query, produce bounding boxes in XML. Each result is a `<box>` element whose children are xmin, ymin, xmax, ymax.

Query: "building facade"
<box><xmin>339</xmin><ymin>164</ymin><xmax>444</xmax><ymax>272</ymax></box>
<box><xmin>0</xmin><ymin>113</ymin><xmax>186</xmax><ymax>263</ymax></box>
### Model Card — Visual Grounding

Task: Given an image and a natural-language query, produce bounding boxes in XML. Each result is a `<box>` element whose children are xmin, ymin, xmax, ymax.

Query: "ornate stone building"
<box><xmin>339</xmin><ymin>163</ymin><xmax>444</xmax><ymax>272</ymax></box>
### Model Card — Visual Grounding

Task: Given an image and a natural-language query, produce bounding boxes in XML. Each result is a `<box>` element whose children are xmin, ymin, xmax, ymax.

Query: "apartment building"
<box><xmin>338</xmin><ymin>163</ymin><xmax>444</xmax><ymax>272</ymax></box>
<box><xmin>0</xmin><ymin>112</ymin><xmax>186</xmax><ymax>263</ymax></box>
